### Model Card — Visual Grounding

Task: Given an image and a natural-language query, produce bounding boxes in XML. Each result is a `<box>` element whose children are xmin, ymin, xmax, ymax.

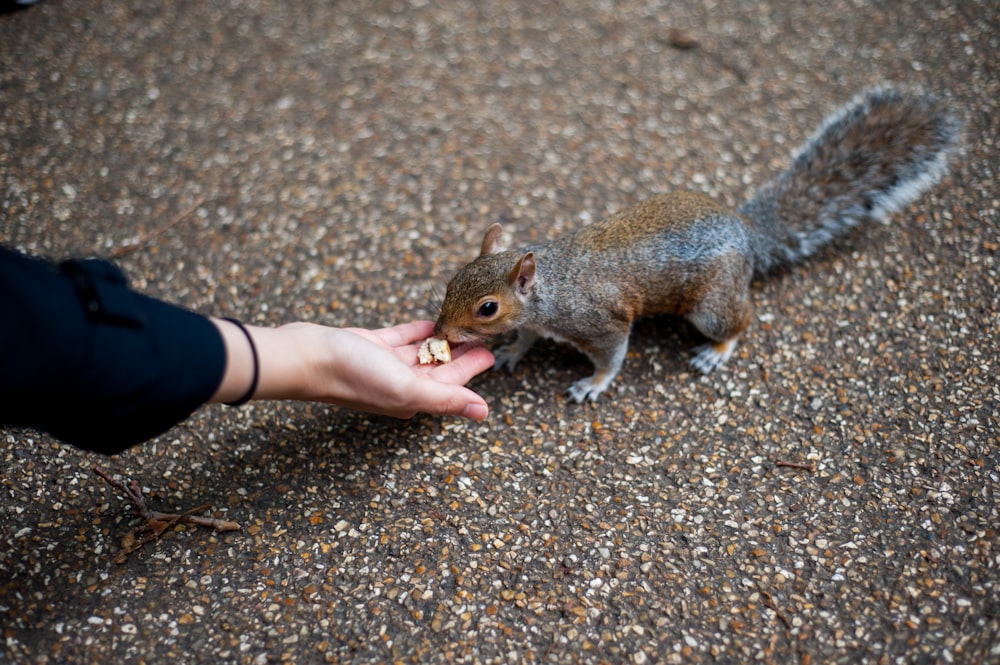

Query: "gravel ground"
<box><xmin>2</xmin><ymin>1</ymin><xmax>998</xmax><ymax>663</ymax></box>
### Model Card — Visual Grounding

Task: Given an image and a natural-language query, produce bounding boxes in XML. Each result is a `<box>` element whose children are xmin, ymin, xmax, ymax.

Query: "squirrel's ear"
<box><xmin>480</xmin><ymin>223</ymin><xmax>505</xmax><ymax>256</ymax></box>
<box><xmin>510</xmin><ymin>252</ymin><xmax>536</xmax><ymax>295</ymax></box>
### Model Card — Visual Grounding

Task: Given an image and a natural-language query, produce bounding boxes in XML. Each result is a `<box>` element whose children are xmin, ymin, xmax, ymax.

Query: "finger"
<box><xmin>410</xmin><ymin>382</ymin><xmax>490</xmax><ymax>421</ymax></box>
<box><xmin>370</xmin><ymin>320</ymin><xmax>435</xmax><ymax>347</ymax></box>
<box><xmin>423</xmin><ymin>346</ymin><xmax>495</xmax><ymax>384</ymax></box>
<box><xmin>451</xmin><ymin>346</ymin><xmax>496</xmax><ymax>376</ymax></box>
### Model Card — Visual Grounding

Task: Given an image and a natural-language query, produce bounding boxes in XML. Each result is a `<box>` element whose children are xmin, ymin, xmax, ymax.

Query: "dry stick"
<box><xmin>93</xmin><ymin>466</ymin><xmax>240</xmax><ymax>531</ymax></box>
<box><xmin>108</xmin><ymin>196</ymin><xmax>206</xmax><ymax>259</ymax></box>
<box><xmin>775</xmin><ymin>459</ymin><xmax>817</xmax><ymax>472</ymax></box>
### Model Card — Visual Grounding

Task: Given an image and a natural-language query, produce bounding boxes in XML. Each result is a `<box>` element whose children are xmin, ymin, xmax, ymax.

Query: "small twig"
<box><xmin>94</xmin><ymin>466</ymin><xmax>239</xmax><ymax>530</ymax></box>
<box><xmin>775</xmin><ymin>459</ymin><xmax>817</xmax><ymax>472</ymax></box>
<box><xmin>93</xmin><ymin>466</ymin><xmax>149</xmax><ymax>515</ymax></box>
<box><xmin>93</xmin><ymin>466</ymin><xmax>239</xmax><ymax>564</ymax></box>
<box><xmin>145</xmin><ymin>496</ymin><xmax>241</xmax><ymax>531</ymax></box>
<box><xmin>108</xmin><ymin>196</ymin><xmax>205</xmax><ymax>259</ymax></box>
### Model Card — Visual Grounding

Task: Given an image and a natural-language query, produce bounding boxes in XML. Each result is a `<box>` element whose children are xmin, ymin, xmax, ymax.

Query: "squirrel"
<box><xmin>432</xmin><ymin>87</ymin><xmax>962</xmax><ymax>402</ymax></box>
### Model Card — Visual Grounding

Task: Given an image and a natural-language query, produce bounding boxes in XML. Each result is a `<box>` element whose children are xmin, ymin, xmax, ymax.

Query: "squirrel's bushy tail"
<box><xmin>738</xmin><ymin>86</ymin><xmax>961</xmax><ymax>275</ymax></box>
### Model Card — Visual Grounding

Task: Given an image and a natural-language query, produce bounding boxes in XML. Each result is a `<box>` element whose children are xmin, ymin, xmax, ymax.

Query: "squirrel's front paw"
<box><xmin>493</xmin><ymin>344</ymin><xmax>526</xmax><ymax>372</ymax></box>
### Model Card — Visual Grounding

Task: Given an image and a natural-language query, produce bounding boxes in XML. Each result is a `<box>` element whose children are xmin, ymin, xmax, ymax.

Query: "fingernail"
<box><xmin>463</xmin><ymin>403</ymin><xmax>488</xmax><ymax>421</ymax></box>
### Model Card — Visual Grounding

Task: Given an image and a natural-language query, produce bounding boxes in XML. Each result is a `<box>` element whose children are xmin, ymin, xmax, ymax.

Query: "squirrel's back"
<box><xmin>739</xmin><ymin>86</ymin><xmax>962</xmax><ymax>274</ymax></box>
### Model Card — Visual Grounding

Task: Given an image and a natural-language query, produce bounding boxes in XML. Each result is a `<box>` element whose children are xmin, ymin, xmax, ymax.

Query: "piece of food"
<box><xmin>418</xmin><ymin>337</ymin><xmax>452</xmax><ymax>365</ymax></box>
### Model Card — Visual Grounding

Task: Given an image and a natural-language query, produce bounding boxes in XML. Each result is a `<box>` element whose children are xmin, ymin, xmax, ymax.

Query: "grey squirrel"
<box><xmin>432</xmin><ymin>87</ymin><xmax>962</xmax><ymax>402</ymax></box>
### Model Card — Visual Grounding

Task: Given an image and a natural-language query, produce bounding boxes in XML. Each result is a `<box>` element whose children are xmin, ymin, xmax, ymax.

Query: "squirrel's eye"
<box><xmin>476</xmin><ymin>301</ymin><xmax>499</xmax><ymax>318</ymax></box>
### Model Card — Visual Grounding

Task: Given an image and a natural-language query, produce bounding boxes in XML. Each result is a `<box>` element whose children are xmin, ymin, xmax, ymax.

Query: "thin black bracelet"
<box><xmin>222</xmin><ymin>317</ymin><xmax>259</xmax><ymax>407</ymax></box>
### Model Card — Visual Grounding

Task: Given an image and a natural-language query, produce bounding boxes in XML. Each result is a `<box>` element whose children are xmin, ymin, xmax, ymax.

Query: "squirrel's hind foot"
<box><xmin>567</xmin><ymin>376</ymin><xmax>610</xmax><ymax>403</ymax></box>
<box><xmin>690</xmin><ymin>338</ymin><xmax>738</xmax><ymax>374</ymax></box>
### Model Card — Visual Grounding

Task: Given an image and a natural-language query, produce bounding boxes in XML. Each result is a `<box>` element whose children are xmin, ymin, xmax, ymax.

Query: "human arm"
<box><xmin>1</xmin><ymin>245</ymin><xmax>493</xmax><ymax>454</ymax></box>
<box><xmin>0</xmin><ymin>246</ymin><xmax>226</xmax><ymax>453</ymax></box>
<box><xmin>209</xmin><ymin>319</ymin><xmax>493</xmax><ymax>421</ymax></box>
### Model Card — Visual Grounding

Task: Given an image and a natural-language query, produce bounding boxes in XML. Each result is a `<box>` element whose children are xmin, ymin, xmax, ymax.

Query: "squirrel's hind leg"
<box><xmin>691</xmin><ymin>338</ymin><xmax>739</xmax><ymax>373</ymax></box>
<box><xmin>686</xmin><ymin>292</ymin><xmax>752</xmax><ymax>374</ymax></box>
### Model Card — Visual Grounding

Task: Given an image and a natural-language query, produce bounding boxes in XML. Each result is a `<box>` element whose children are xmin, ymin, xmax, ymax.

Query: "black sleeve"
<box><xmin>0</xmin><ymin>245</ymin><xmax>227</xmax><ymax>454</ymax></box>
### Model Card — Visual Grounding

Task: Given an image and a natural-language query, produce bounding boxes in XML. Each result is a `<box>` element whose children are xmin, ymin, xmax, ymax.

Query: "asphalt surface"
<box><xmin>2</xmin><ymin>1</ymin><xmax>998</xmax><ymax>663</ymax></box>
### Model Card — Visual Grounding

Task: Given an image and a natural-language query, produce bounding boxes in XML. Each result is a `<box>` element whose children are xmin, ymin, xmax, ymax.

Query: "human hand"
<box><xmin>211</xmin><ymin>319</ymin><xmax>494</xmax><ymax>421</ymax></box>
